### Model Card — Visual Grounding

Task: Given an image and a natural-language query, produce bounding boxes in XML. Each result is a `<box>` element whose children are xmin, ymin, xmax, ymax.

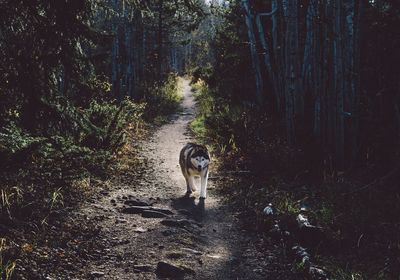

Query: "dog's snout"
<box><xmin>198</xmin><ymin>165</ymin><xmax>202</xmax><ymax>170</ymax></box>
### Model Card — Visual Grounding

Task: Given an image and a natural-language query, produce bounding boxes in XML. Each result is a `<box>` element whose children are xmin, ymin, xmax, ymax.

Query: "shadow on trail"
<box><xmin>171</xmin><ymin>193</ymin><xmax>205</xmax><ymax>222</ymax></box>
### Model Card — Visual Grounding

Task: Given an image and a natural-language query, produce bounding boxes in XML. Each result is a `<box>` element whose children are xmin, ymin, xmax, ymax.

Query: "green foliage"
<box><xmin>0</xmin><ymin>96</ymin><xmax>145</xmax><ymax>220</ymax></box>
<box><xmin>190</xmin><ymin>64</ymin><xmax>216</xmax><ymax>89</ymax></box>
<box><xmin>0</xmin><ymin>0</ymin><xmax>96</xmax><ymax>129</ymax></box>
<box><xmin>0</xmin><ymin>0</ymin><xmax>183</xmax><ymax>224</ymax></box>
<box><xmin>210</xmin><ymin>1</ymin><xmax>254</xmax><ymax>102</ymax></box>
<box><xmin>84</xmin><ymin>98</ymin><xmax>145</xmax><ymax>151</ymax></box>
<box><xmin>144</xmin><ymin>74</ymin><xmax>183</xmax><ymax>123</ymax></box>
<box><xmin>189</xmin><ymin>79</ymin><xmax>211</xmax><ymax>139</ymax></box>
<box><xmin>190</xmin><ymin>115</ymin><xmax>207</xmax><ymax>139</ymax></box>
<box><xmin>0</xmin><ymin>124</ymin><xmax>45</xmax><ymax>161</ymax></box>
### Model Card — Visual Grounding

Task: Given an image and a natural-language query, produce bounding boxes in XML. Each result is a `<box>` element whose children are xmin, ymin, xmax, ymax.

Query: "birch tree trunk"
<box><xmin>241</xmin><ymin>0</ymin><xmax>264</xmax><ymax>104</ymax></box>
<box><xmin>256</xmin><ymin>7</ymin><xmax>277</xmax><ymax>107</ymax></box>
<box><xmin>239</xmin><ymin>0</ymin><xmax>364</xmax><ymax>167</ymax></box>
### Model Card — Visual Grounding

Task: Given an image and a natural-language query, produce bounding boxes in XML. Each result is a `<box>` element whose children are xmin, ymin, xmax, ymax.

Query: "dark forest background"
<box><xmin>0</xmin><ymin>0</ymin><xmax>399</xmax><ymax>279</ymax></box>
<box><xmin>191</xmin><ymin>1</ymin><xmax>400</xmax><ymax>279</ymax></box>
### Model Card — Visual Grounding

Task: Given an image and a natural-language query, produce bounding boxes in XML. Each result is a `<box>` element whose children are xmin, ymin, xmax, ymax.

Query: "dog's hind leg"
<box><xmin>200</xmin><ymin>169</ymin><xmax>209</xmax><ymax>199</ymax></box>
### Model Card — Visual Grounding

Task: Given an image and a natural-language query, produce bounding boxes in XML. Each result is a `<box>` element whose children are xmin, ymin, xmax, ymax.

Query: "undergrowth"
<box><xmin>0</xmin><ymin>239</ymin><xmax>15</xmax><ymax>280</ymax></box>
<box><xmin>143</xmin><ymin>74</ymin><xmax>183</xmax><ymax>124</ymax></box>
<box><xmin>0</xmin><ymin>75</ymin><xmax>182</xmax><ymax>276</ymax></box>
<box><xmin>0</xmin><ymin>96</ymin><xmax>146</xmax><ymax>217</ymax></box>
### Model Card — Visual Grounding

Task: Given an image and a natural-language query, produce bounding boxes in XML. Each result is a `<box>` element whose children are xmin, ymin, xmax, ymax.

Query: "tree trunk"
<box><xmin>271</xmin><ymin>0</ymin><xmax>284</xmax><ymax>113</ymax></box>
<box><xmin>302</xmin><ymin>0</ymin><xmax>317</xmax><ymax>98</ymax></box>
<box><xmin>333</xmin><ymin>0</ymin><xmax>345</xmax><ymax>167</ymax></box>
<box><xmin>256</xmin><ymin>6</ymin><xmax>278</xmax><ymax>107</ymax></box>
<box><xmin>111</xmin><ymin>0</ymin><xmax>121</xmax><ymax>100</ymax></box>
<box><xmin>157</xmin><ymin>0</ymin><xmax>164</xmax><ymax>79</ymax></box>
<box><xmin>126</xmin><ymin>22</ymin><xmax>135</xmax><ymax>98</ymax></box>
<box><xmin>241</xmin><ymin>0</ymin><xmax>264</xmax><ymax>104</ymax></box>
<box><xmin>351</xmin><ymin>0</ymin><xmax>365</xmax><ymax>161</ymax></box>
<box><xmin>284</xmin><ymin>0</ymin><xmax>301</xmax><ymax>144</ymax></box>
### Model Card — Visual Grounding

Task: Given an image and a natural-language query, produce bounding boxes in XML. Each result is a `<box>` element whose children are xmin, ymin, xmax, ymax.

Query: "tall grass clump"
<box><xmin>0</xmin><ymin>239</ymin><xmax>15</xmax><ymax>280</ymax></box>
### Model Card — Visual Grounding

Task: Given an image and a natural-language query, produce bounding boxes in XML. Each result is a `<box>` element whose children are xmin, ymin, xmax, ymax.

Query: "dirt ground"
<box><xmin>20</xmin><ymin>80</ymin><xmax>299</xmax><ymax>280</ymax></box>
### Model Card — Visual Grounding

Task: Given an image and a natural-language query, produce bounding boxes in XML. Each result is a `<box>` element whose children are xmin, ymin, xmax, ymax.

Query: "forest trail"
<box><xmin>48</xmin><ymin>80</ymin><xmax>295</xmax><ymax>280</ymax></box>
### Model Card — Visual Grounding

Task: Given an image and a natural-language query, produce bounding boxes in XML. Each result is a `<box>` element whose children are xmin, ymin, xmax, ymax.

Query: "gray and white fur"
<box><xmin>179</xmin><ymin>143</ymin><xmax>211</xmax><ymax>199</ymax></box>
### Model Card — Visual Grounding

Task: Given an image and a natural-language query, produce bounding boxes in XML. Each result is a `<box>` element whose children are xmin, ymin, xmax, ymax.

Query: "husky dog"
<box><xmin>179</xmin><ymin>143</ymin><xmax>211</xmax><ymax>199</ymax></box>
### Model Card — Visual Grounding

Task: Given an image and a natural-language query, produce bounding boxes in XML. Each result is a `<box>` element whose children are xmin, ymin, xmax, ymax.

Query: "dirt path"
<box><xmin>44</xmin><ymin>80</ymin><xmax>296</xmax><ymax>280</ymax></box>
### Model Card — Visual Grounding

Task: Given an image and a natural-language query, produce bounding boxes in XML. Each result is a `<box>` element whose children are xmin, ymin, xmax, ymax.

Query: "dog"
<box><xmin>179</xmin><ymin>143</ymin><xmax>211</xmax><ymax>199</ymax></box>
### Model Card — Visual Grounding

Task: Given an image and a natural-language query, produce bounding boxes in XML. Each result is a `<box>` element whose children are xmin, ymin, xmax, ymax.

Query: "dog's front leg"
<box><xmin>200</xmin><ymin>168</ymin><xmax>209</xmax><ymax>199</ymax></box>
<box><xmin>188</xmin><ymin>175</ymin><xmax>196</xmax><ymax>192</ymax></box>
<box><xmin>184</xmin><ymin>174</ymin><xmax>191</xmax><ymax>193</ymax></box>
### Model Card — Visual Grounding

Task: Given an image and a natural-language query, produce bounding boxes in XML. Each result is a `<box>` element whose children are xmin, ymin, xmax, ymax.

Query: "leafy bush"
<box><xmin>0</xmin><ymin>96</ymin><xmax>145</xmax><ymax>220</ymax></box>
<box><xmin>191</xmin><ymin>64</ymin><xmax>215</xmax><ymax>87</ymax></box>
<box><xmin>143</xmin><ymin>74</ymin><xmax>182</xmax><ymax>122</ymax></box>
<box><xmin>0</xmin><ymin>124</ymin><xmax>45</xmax><ymax>164</ymax></box>
<box><xmin>84</xmin><ymin>98</ymin><xmax>146</xmax><ymax>152</ymax></box>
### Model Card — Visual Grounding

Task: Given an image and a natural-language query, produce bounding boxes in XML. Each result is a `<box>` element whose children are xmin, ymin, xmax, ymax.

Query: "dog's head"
<box><xmin>190</xmin><ymin>150</ymin><xmax>210</xmax><ymax>172</ymax></box>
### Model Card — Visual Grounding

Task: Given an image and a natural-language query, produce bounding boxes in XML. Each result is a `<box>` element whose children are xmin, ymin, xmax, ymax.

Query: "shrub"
<box><xmin>83</xmin><ymin>98</ymin><xmax>146</xmax><ymax>152</ymax></box>
<box><xmin>143</xmin><ymin>74</ymin><xmax>182</xmax><ymax>122</ymax></box>
<box><xmin>0</xmin><ymin>96</ymin><xmax>146</xmax><ymax>220</ymax></box>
